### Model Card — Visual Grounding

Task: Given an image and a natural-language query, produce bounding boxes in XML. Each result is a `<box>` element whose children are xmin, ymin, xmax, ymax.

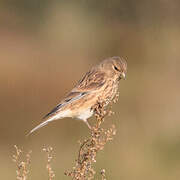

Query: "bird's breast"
<box><xmin>100</xmin><ymin>80</ymin><xmax>119</xmax><ymax>104</ymax></box>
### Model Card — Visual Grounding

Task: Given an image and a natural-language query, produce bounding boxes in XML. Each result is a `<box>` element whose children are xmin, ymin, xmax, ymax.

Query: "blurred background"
<box><xmin>1</xmin><ymin>0</ymin><xmax>180</xmax><ymax>179</ymax></box>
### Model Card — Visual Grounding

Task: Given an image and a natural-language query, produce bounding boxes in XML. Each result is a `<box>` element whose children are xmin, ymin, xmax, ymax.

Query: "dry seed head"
<box><xmin>13</xmin><ymin>145</ymin><xmax>32</xmax><ymax>180</ymax></box>
<box><xmin>65</xmin><ymin>90</ymin><xmax>119</xmax><ymax>179</ymax></box>
<box><xmin>43</xmin><ymin>146</ymin><xmax>55</xmax><ymax>180</ymax></box>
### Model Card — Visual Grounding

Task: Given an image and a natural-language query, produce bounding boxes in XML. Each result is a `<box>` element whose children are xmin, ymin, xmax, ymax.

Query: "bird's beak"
<box><xmin>120</xmin><ymin>72</ymin><xmax>126</xmax><ymax>80</ymax></box>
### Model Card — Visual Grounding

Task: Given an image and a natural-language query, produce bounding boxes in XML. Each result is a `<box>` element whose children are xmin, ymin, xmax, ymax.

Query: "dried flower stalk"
<box><xmin>100</xmin><ymin>169</ymin><xmax>106</xmax><ymax>180</ymax></box>
<box><xmin>12</xmin><ymin>145</ymin><xmax>32</xmax><ymax>180</ymax></box>
<box><xmin>65</xmin><ymin>93</ymin><xmax>118</xmax><ymax>180</ymax></box>
<box><xmin>43</xmin><ymin>146</ymin><xmax>55</xmax><ymax>180</ymax></box>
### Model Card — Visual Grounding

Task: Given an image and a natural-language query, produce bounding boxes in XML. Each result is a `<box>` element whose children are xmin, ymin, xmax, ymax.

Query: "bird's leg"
<box><xmin>84</xmin><ymin>119</ymin><xmax>92</xmax><ymax>129</ymax></box>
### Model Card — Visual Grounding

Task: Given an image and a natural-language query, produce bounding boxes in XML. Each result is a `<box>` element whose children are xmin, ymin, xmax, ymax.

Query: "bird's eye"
<box><xmin>113</xmin><ymin>65</ymin><xmax>120</xmax><ymax>72</ymax></box>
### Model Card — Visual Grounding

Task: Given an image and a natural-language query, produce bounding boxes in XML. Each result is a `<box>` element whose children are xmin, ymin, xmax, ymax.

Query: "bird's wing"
<box><xmin>43</xmin><ymin>69</ymin><xmax>106</xmax><ymax>119</ymax></box>
<box><xmin>43</xmin><ymin>91</ymin><xmax>87</xmax><ymax>119</ymax></box>
<box><xmin>28</xmin><ymin>69</ymin><xmax>107</xmax><ymax>135</ymax></box>
<box><xmin>27</xmin><ymin>91</ymin><xmax>88</xmax><ymax>135</ymax></box>
<box><xmin>74</xmin><ymin>69</ymin><xmax>107</xmax><ymax>92</ymax></box>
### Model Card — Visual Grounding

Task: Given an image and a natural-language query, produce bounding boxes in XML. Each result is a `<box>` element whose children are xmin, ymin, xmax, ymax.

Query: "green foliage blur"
<box><xmin>0</xmin><ymin>1</ymin><xmax>180</xmax><ymax>179</ymax></box>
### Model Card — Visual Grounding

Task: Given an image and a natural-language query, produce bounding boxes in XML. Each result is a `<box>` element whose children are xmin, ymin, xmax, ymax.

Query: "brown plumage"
<box><xmin>28</xmin><ymin>56</ymin><xmax>127</xmax><ymax>135</ymax></box>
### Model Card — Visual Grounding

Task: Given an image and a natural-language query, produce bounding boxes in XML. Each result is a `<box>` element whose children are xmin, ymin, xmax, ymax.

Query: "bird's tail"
<box><xmin>27</xmin><ymin>116</ymin><xmax>58</xmax><ymax>136</ymax></box>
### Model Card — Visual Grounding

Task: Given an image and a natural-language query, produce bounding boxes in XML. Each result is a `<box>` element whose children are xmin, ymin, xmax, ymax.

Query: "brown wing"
<box><xmin>43</xmin><ymin>91</ymin><xmax>87</xmax><ymax>119</ymax></box>
<box><xmin>74</xmin><ymin>69</ymin><xmax>107</xmax><ymax>92</ymax></box>
<box><xmin>28</xmin><ymin>91</ymin><xmax>88</xmax><ymax>135</ymax></box>
<box><xmin>43</xmin><ymin>69</ymin><xmax>106</xmax><ymax>119</ymax></box>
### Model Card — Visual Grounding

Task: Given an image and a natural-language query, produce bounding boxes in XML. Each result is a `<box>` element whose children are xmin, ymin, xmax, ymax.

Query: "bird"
<box><xmin>28</xmin><ymin>56</ymin><xmax>127</xmax><ymax>135</ymax></box>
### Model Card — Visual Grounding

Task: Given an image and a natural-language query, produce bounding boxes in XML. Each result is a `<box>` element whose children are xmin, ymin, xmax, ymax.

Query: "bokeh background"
<box><xmin>1</xmin><ymin>0</ymin><xmax>180</xmax><ymax>179</ymax></box>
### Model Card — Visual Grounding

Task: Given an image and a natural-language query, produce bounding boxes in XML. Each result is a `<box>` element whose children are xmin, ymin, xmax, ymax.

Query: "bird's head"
<box><xmin>100</xmin><ymin>56</ymin><xmax>127</xmax><ymax>80</ymax></box>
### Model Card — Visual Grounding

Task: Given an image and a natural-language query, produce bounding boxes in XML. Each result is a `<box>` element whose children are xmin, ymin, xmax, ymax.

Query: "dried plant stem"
<box><xmin>43</xmin><ymin>146</ymin><xmax>55</xmax><ymax>180</ymax></box>
<box><xmin>100</xmin><ymin>169</ymin><xmax>106</xmax><ymax>180</ymax></box>
<box><xmin>12</xmin><ymin>145</ymin><xmax>32</xmax><ymax>180</ymax></box>
<box><xmin>65</xmin><ymin>95</ymin><xmax>118</xmax><ymax>180</ymax></box>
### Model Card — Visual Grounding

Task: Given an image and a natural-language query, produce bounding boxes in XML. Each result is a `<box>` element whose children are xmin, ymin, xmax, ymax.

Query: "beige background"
<box><xmin>0</xmin><ymin>1</ymin><xmax>180</xmax><ymax>179</ymax></box>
